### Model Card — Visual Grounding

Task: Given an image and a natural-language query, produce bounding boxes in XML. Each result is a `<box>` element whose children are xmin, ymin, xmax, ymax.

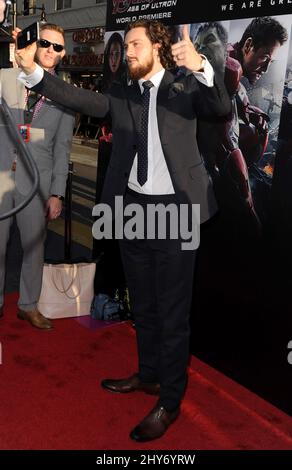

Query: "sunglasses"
<box><xmin>37</xmin><ymin>39</ymin><xmax>64</xmax><ymax>53</ymax></box>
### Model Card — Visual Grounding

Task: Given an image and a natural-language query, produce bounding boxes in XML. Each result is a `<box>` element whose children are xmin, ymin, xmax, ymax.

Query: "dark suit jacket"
<box><xmin>33</xmin><ymin>69</ymin><xmax>231</xmax><ymax>223</ymax></box>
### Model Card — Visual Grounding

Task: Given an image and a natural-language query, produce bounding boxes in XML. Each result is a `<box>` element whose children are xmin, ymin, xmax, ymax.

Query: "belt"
<box><xmin>126</xmin><ymin>187</ymin><xmax>177</xmax><ymax>203</ymax></box>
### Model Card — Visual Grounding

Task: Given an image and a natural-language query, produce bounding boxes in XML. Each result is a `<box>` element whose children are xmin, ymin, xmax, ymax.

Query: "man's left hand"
<box><xmin>171</xmin><ymin>24</ymin><xmax>205</xmax><ymax>72</ymax></box>
<box><xmin>45</xmin><ymin>197</ymin><xmax>63</xmax><ymax>221</ymax></box>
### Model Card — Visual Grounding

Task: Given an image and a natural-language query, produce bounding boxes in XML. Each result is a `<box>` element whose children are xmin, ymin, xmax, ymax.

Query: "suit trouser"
<box><xmin>119</xmin><ymin>189</ymin><xmax>196</xmax><ymax>411</ymax></box>
<box><xmin>0</xmin><ymin>182</ymin><xmax>46</xmax><ymax>311</ymax></box>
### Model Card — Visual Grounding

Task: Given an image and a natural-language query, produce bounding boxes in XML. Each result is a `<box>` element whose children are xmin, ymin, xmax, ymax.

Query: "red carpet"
<box><xmin>1</xmin><ymin>292</ymin><xmax>292</xmax><ymax>450</ymax></box>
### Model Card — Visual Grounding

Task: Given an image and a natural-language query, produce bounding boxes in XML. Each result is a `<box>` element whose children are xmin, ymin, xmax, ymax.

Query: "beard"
<box><xmin>127</xmin><ymin>56</ymin><xmax>154</xmax><ymax>80</ymax></box>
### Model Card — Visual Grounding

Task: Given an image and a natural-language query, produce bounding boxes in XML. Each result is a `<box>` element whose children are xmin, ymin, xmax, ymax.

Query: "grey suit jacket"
<box><xmin>0</xmin><ymin>68</ymin><xmax>75</xmax><ymax>200</ymax></box>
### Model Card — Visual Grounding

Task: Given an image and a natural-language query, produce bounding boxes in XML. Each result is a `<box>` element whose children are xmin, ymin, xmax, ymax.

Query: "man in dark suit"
<box><xmin>15</xmin><ymin>20</ymin><xmax>231</xmax><ymax>441</ymax></box>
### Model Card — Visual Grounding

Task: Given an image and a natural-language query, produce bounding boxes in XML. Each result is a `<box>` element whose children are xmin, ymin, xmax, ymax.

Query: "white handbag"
<box><xmin>38</xmin><ymin>262</ymin><xmax>96</xmax><ymax>319</ymax></box>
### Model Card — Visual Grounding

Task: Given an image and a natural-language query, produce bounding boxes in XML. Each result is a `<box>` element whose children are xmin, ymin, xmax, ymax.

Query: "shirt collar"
<box><xmin>138</xmin><ymin>68</ymin><xmax>165</xmax><ymax>93</ymax></box>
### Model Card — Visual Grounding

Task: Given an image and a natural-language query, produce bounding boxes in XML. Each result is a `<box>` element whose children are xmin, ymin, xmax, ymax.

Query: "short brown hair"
<box><xmin>125</xmin><ymin>20</ymin><xmax>175</xmax><ymax>70</ymax></box>
<box><xmin>40</xmin><ymin>23</ymin><xmax>65</xmax><ymax>41</ymax></box>
<box><xmin>239</xmin><ymin>16</ymin><xmax>287</xmax><ymax>50</ymax></box>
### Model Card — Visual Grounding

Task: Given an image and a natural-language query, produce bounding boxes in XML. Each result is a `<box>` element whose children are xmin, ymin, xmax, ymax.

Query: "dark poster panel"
<box><xmin>107</xmin><ymin>0</ymin><xmax>292</xmax><ymax>30</ymax></box>
<box><xmin>170</xmin><ymin>13</ymin><xmax>292</xmax><ymax>417</ymax></box>
<box><xmin>102</xmin><ymin>0</ymin><xmax>292</xmax><ymax>414</ymax></box>
<box><xmin>183</xmin><ymin>14</ymin><xmax>292</xmax><ymax>418</ymax></box>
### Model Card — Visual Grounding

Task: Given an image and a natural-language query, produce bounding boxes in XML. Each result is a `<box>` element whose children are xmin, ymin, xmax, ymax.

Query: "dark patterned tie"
<box><xmin>137</xmin><ymin>80</ymin><xmax>154</xmax><ymax>186</ymax></box>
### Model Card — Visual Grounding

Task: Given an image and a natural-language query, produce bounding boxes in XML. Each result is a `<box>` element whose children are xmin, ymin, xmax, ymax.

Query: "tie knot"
<box><xmin>142</xmin><ymin>80</ymin><xmax>154</xmax><ymax>91</ymax></box>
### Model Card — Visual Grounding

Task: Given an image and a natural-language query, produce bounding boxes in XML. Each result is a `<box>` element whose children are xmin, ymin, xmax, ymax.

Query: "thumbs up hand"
<box><xmin>171</xmin><ymin>24</ymin><xmax>205</xmax><ymax>72</ymax></box>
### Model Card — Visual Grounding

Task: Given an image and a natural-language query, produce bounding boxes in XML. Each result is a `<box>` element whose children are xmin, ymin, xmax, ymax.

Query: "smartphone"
<box><xmin>17</xmin><ymin>22</ymin><xmax>40</xmax><ymax>49</ymax></box>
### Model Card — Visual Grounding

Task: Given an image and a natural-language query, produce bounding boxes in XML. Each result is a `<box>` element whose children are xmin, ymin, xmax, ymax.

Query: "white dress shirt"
<box><xmin>18</xmin><ymin>65</ymin><xmax>44</xmax><ymax>88</ymax></box>
<box><xmin>18</xmin><ymin>59</ymin><xmax>214</xmax><ymax>195</ymax></box>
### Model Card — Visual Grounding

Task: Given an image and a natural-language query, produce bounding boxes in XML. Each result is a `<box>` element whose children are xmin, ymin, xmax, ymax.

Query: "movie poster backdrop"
<box><xmin>100</xmin><ymin>0</ymin><xmax>292</xmax><ymax>414</ymax></box>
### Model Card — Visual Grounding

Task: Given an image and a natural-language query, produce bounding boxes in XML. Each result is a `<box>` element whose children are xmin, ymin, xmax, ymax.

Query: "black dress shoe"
<box><xmin>130</xmin><ymin>403</ymin><xmax>180</xmax><ymax>442</ymax></box>
<box><xmin>101</xmin><ymin>373</ymin><xmax>160</xmax><ymax>395</ymax></box>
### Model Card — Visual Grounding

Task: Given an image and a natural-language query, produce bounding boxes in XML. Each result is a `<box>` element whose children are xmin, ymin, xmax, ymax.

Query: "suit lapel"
<box><xmin>157</xmin><ymin>70</ymin><xmax>174</xmax><ymax>144</ymax></box>
<box><xmin>125</xmin><ymin>80</ymin><xmax>142</xmax><ymax>135</ymax></box>
<box><xmin>126</xmin><ymin>71</ymin><xmax>175</xmax><ymax>139</ymax></box>
<box><xmin>32</xmin><ymin>98</ymin><xmax>49</xmax><ymax>123</ymax></box>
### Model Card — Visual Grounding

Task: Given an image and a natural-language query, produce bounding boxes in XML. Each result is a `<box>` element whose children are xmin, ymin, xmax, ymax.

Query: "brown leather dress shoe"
<box><xmin>101</xmin><ymin>373</ymin><xmax>160</xmax><ymax>395</ymax></box>
<box><xmin>0</xmin><ymin>306</ymin><xmax>3</xmax><ymax>318</ymax></box>
<box><xmin>17</xmin><ymin>309</ymin><xmax>53</xmax><ymax>330</ymax></box>
<box><xmin>130</xmin><ymin>403</ymin><xmax>180</xmax><ymax>442</ymax></box>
